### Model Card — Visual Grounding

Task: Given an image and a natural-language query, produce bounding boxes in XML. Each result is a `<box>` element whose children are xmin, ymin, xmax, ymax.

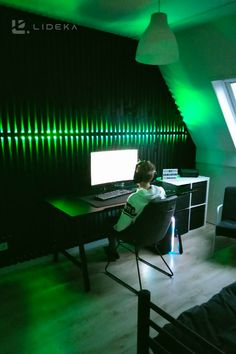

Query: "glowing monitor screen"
<box><xmin>91</xmin><ymin>149</ymin><xmax>138</xmax><ymax>186</ymax></box>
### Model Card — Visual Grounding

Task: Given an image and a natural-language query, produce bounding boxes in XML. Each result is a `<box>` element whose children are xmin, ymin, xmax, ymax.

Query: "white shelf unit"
<box><xmin>158</xmin><ymin>176</ymin><xmax>210</xmax><ymax>235</ymax></box>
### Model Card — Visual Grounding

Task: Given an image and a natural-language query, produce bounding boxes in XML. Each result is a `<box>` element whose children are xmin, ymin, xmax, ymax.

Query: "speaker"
<box><xmin>179</xmin><ymin>168</ymin><xmax>199</xmax><ymax>177</ymax></box>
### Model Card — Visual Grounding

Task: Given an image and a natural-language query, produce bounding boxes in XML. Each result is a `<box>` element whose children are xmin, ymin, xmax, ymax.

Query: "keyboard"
<box><xmin>95</xmin><ymin>189</ymin><xmax>133</xmax><ymax>201</ymax></box>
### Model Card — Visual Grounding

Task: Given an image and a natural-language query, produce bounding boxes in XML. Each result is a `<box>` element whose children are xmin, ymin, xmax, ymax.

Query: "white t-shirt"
<box><xmin>114</xmin><ymin>185</ymin><xmax>166</xmax><ymax>232</ymax></box>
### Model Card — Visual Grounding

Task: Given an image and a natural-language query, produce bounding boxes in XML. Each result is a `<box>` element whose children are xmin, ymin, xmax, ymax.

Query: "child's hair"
<box><xmin>134</xmin><ymin>160</ymin><xmax>156</xmax><ymax>183</ymax></box>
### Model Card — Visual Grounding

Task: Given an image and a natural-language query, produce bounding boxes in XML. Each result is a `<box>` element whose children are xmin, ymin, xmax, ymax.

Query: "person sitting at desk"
<box><xmin>105</xmin><ymin>160</ymin><xmax>166</xmax><ymax>261</ymax></box>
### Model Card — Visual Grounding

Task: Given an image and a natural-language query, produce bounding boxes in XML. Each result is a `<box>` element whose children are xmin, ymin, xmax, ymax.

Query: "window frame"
<box><xmin>212</xmin><ymin>78</ymin><xmax>236</xmax><ymax>149</ymax></box>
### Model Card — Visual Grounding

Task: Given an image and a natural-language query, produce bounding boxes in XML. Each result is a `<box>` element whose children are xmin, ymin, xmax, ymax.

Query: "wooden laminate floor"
<box><xmin>0</xmin><ymin>223</ymin><xmax>236</xmax><ymax>354</ymax></box>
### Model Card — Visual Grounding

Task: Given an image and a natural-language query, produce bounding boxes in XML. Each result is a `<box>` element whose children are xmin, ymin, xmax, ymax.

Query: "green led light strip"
<box><xmin>0</xmin><ymin>131</ymin><xmax>187</xmax><ymax>137</ymax></box>
<box><xmin>0</xmin><ymin>116</ymin><xmax>187</xmax><ymax>135</ymax></box>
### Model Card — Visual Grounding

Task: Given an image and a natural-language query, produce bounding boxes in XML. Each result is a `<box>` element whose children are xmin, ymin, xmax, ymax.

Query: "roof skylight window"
<box><xmin>212</xmin><ymin>78</ymin><xmax>236</xmax><ymax>149</ymax></box>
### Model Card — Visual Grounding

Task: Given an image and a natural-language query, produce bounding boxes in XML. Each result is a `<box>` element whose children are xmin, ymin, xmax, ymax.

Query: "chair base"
<box><xmin>105</xmin><ymin>269</ymin><xmax>139</xmax><ymax>295</ymax></box>
<box><xmin>105</xmin><ymin>241</ymin><xmax>173</xmax><ymax>294</ymax></box>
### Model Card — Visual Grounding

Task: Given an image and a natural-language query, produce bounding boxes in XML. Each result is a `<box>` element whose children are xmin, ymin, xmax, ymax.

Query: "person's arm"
<box><xmin>113</xmin><ymin>200</ymin><xmax>137</xmax><ymax>232</ymax></box>
<box><xmin>159</xmin><ymin>186</ymin><xmax>166</xmax><ymax>199</ymax></box>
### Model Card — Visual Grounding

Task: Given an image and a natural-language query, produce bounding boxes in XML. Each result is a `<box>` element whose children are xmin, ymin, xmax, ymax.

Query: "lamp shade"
<box><xmin>135</xmin><ymin>12</ymin><xmax>179</xmax><ymax>65</ymax></box>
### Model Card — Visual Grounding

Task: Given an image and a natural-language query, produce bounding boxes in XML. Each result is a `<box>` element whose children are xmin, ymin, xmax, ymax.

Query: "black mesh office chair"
<box><xmin>105</xmin><ymin>196</ymin><xmax>181</xmax><ymax>294</ymax></box>
<box><xmin>215</xmin><ymin>186</ymin><xmax>236</xmax><ymax>243</ymax></box>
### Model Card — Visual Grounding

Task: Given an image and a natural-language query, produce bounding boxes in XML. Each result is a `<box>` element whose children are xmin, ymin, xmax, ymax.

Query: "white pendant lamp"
<box><xmin>135</xmin><ymin>2</ymin><xmax>179</xmax><ymax>65</ymax></box>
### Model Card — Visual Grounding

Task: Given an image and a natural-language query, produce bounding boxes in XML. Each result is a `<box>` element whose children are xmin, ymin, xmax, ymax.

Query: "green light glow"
<box><xmin>7</xmin><ymin>110</ymin><xmax>11</xmax><ymax>134</ymax></box>
<box><xmin>166</xmin><ymin>80</ymin><xmax>210</xmax><ymax>130</ymax></box>
<box><xmin>138</xmin><ymin>122</ymin><xmax>141</xmax><ymax>133</ymax></box>
<box><xmin>46</xmin><ymin>104</ymin><xmax>51</xmax><ymax>134</ymax></box>
<box><xmin>34</xmin><ymin>105</ymin><xmax>38</xmax><ymax>134</ymax></box>
<box><xmin>59</xmin><ymin>136</ymin><xmax>63</xmax><ymax>158</ymax></box>
<box><xmin>53</xmin><ymin>136</ymin><xmax>57</xmax><ymax>167</ymax></box>
<box><xmin>86</xmin><ymin>115</ymin><xmax>89</xmax><ymax>133</ymax></box>
<box><xmin>70</xmin><ymin>136</ymin><xmax>74</xmax><ymax>157</ymax></box>
<box><xmin>105</xmin><ymin>119</ymin><xmax>109</xmax><ymax>133</ymax></box>
<box><xmin>46</xmin><ymin>136</ymin><xmax>52</xmax><ymax>165</ymax></box>
<box><xmin>95</xmin><ymin>117</ymin><xmax>99</xmax><ymax>133</ymax></box>
<box><xmin>1</xmin><ymin>137</ymin><xmax>4</xmax><ymax>159</ymax></box>
<box><xmin>126</xmin><ymin>121</ymin><xmax>130</xmax><ymax>133</ymax></box>
<box><xmin>65</xmin><ymin>136</ymin><xmax>68</xmax><ymax>163</ymax></box>
<box><xmin>53</xmin><ymin>106</ymin><xmax>57</xmax><ymax>134</ymax></box>
<box><xmin>81</xmin><ymin>135</ymin><xmax>84</xmax><ymax>152</ymax></box>
<box><xmin>126</xmin><ymin>134</ymin><xmax>130</xmax><ymax>145</ymax></box>
<box><xmin>63</xmin><ymin>109</ymin><xmax>68</xmax><ymax>133</ymax></box>
<box><xmin>122</xmin><ymin>121</ymin><xmax>125</xmax><ymax>132</ymax></box>
<box><xmin>75</xmin><ymin>114</ymin><xmax>79</xmax><ymax>134</ymax></box>
<box><xmin>28</xmin><ymin>121</ymin><xmax>32</xmax><ymax>134</ymax></box>
<box><xmin>118</xmin><ymin>134</ymin><xmax>121</xmax><ymax>145</ymax></box>
<box><xmin>90</xmin><ymin>119</ymin><xmax>94</xmax><ymax>134</ymax></box>
<box><xmin>13</xmin><ymin>105</ymin><xmax>18</xmax><ymax>134</ymax></box>
<box><xmin>86</xmin><ymin>135</ymin><xmax>89</xmax><ymax>151</ymax></box>
<box><xmin>149</xmin><ymin>134</ymin><xmax>153</xmax><ymax>145</ymax></box>
<box><xmin>41</xmin><ymin>115</ymin><xmax>44</xmax><ymax>134</ymax></box>
<box><xmin>28</xmin><ymin>136</ymin><xmax>33</xmax><ymax>163</ymax></box>
<box><xmin>0</xmin><ymin>117</ymin><xmax>3</xmax><ymax>134</ymax></box>
<box><xmin>149</xmin><ymin>122</ymin><xmax>153</xmax><ymax>133</ymax></box>
<box><xmin>0</xmin><ymin>104</ymin><xmax>187</xmax><ymax>169</ymax></box>
<box><xmin>14</xmin><ymin>137</ymin><xmax>19</xmax><ymax>167</ymax></box>
<box><xmin>21</xmin><ymin>136</ymin><xmax>26</xmax><ymax>165</ymax></box>
<box><xmin>69</xmin><ymin>113</ymin><xmax>73</xmax><ymax>134</ymax></box>
<box><xmin>0</xmin><ymin>130</ymin><xmax>185</xmax><ymax>138</ymax></box>
<box><xmin>7</xmin><ymin>137</ymin><xmax>12</xmax><ymax>161</ymax></box>
<box><xmin>75</xmin><ymin>136</ymin><xmax>79</xmax><ymax>153</ymax></box>
<box><xmin>91</xmin><ymin>135</ymin><xmax>95</xmax><ymax>151</ymax></box>
<box><xmin>41</xmin><ymin>136</ymin><xmax>45</xmax><ymax>161</ymax></box>
<box><xmin>100</xmin><ymin>117</ymin><xmax>104</xmax><ymax>133</ymax></box>
<box><xmin>80</xmin><ymin>117</ymin><xmax>84</xmax><ymax>134</ymax></box>
<box><xmin>35</xmin><ymin>135</ymin><xmax>39</xmax><ymax>156</ymax></box>
<box><xmin>100</xmin><ymin>135</ymin><xmax>104</xmax><ymax>148</ymax></box>
<box><xmin>105</xmin><ymin>135</ymin><xmax>109</xmax><ymax>147</ymax></box>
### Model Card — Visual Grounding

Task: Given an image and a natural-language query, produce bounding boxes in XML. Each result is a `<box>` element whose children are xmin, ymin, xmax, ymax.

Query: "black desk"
<box><xmin>46</xmin><ymin>193</ymin><xmax>130</xmax><ymax>292</ymax></box>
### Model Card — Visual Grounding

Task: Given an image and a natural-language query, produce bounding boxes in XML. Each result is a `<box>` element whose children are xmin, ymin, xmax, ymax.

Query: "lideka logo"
<box><xmin>11</xmin><ymin>19</ymin><xmax>29</xmax><ymax>34</ymax></box>
<box><xmin>11</xmin><ymin>19</ymin><xmax>78</xmax><ymax>34</ymax></box>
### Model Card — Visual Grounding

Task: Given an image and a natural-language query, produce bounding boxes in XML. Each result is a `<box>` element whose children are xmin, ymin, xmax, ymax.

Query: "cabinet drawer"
<box><xmin>176</xmin><ymin>194</ymin><xmax>190</xmax><ymax>211</ymax></box>
<box><xmin>191</xmin><ymin>181</ymin><xmax>207</xmax><ymax>206</ymax></box>
<box><xmin>190</xmin><ymin>205</ymin><xmax>205</xmax><ymax>230</ymax></box>
<box><xmin>174</xmin><ymin>209</ymin><xmax>189</xmax><ymax>235</ymax></box>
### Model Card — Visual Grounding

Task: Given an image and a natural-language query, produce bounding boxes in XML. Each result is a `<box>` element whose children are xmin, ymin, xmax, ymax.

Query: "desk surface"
<box><xmin>158</xmin><ymin>176</ymin><xmax>209</xmax><ymax>186</ymax></box>
<box><xmin>46</xmin><ymin>193</ymin><xmax>128</xmax><ymax>217</ymax></box>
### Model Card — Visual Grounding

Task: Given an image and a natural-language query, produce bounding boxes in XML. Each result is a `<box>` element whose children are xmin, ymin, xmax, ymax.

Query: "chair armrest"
<box><xmin>216</xmin><ymin>204</ymin><xmax>223</xmax><ymax>224</ymax></box>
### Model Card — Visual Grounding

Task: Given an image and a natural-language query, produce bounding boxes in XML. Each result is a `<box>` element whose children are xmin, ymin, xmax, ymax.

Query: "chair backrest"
<box><xmin>222</xmin><ymin>187</ymin><xmax>236</xmax><ymax>221</ymax></box>
<box><xmin>129</xmin><ymin>195</ymin><xmax>177</xmax><ymax>248</ymax></box>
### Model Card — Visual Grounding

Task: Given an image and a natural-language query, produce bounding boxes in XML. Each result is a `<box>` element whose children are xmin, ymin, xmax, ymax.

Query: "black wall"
<box><xmin>0</xmin><ymin>6</ymin><xmax>196</xmax><ymax>265</ymax></box>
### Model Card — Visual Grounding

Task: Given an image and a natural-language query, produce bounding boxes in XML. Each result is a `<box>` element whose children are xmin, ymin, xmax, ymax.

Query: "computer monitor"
<box><xmin>90</xmin><ymin>149</ymin><xmax>138</xmax><ymax>186</ymax></box>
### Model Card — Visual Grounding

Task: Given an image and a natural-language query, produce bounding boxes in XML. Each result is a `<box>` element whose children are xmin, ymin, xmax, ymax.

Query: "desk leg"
<box><xmin>61</xmin><ymin>246</ymin><xmax>91</xmax><ymax>292</ymax></box>
<box><xmin>178</xmin><ymin>233</ymin><xmax>183</xmax><ymax>254</ymax></box>
<box><xmin>78</xmin><ymin>243</ymin><xmax>90</xmax><ymax>292</ymax></box>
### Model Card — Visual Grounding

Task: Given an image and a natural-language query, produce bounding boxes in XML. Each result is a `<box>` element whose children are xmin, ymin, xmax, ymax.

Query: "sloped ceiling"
<box><xmin>1</xmin><ymin>0</ymin><xmax>236</xmax><ymax>166</ymax></box>
<box><xmin>1</xmin><ymin>0</ymin><xmax>235</xmax><ymax>37</ymax></box>
<box><xmin>160</xmin><ymin>12</ymin><xmax>236</xmax><ymax>167</ymax></box>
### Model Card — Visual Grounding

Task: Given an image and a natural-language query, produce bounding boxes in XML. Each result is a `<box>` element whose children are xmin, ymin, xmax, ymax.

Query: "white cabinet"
<box><xmin>157</xmin><ymin>176</ymin><xmax>209</xmax><ymax>235</ymax></box>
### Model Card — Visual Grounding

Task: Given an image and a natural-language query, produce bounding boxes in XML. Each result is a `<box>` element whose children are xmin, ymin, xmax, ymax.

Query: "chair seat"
<box><xmin>216</xmin><ymin>219</ymin><xmax>236</xmax><ymax>238</ymax></box>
